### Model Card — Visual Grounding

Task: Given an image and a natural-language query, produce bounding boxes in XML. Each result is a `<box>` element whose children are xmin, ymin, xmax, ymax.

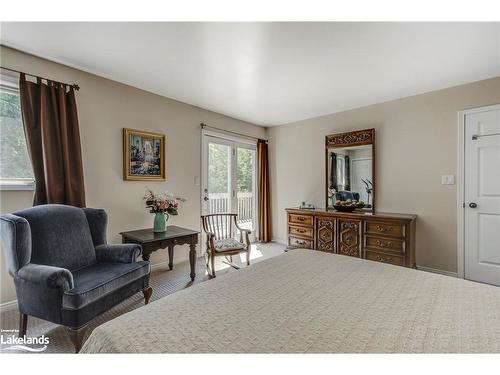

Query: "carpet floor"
<box><xmin>0</xmin><ymin>242</ymin><xmax>286</xmax><ymax>354</ymax></box>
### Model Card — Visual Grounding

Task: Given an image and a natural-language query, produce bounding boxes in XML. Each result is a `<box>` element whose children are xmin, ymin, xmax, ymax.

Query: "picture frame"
<box><xmin>123</xmin><ymin>128</ymin><xmax>166</xmax><ymax>181</ymax></box>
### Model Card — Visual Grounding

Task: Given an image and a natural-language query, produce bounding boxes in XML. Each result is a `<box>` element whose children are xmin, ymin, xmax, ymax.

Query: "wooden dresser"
<box><xmin>286</xmin><ymin>208</ymin><xmax>417</xmax><ymax>268</ymax></box>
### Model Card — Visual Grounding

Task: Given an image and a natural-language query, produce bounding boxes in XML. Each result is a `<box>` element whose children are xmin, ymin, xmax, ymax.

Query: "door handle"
<box><xmin>204</xmin><ymin>197</ymin><xmax>209</xmax><ymax>202</ymax></box>
<box><xmin>469</xmin><ymin>202</ymin><xmax>477</xmax><ymax>208</ymax></box>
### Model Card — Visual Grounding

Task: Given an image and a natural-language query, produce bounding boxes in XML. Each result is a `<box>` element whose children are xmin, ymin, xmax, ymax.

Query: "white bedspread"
<box><xmin>81</xmin><ymin>250</ymin><xmax>500</xmax><ymax>353</ymax></box>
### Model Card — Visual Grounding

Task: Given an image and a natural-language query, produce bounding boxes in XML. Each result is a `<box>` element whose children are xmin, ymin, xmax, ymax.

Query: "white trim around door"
<box><xmin>200</xmin><ymin>129</ymin><xmax>259</xmax><ymax>251</ymax></box>
<box><xmin>457</xmin><ymin>103</ymin><xmax>500</xmax><ymax>281</ymax></box>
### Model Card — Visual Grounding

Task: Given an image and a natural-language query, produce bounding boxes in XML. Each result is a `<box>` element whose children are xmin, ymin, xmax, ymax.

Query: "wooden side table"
<box><xmin>120</xmin><ymin>226</ymin><xmax>199</xmax><ymax>281</ymax></box>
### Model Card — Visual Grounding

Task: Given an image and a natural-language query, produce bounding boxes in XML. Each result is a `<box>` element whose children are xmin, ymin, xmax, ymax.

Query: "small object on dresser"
<box><xmin>355</xmin><ymin>201</ymin><xmax>366</xmax><ymax>208</ymax></box>
<box><xmin>333</xmin><ymin>200</ymin><xmax>357</xmax><ymax>212</ymax></box>
<box><xmin>299</xmin><ymin>201</ymin><xmax>316</xmax><ymax>209</ymax></box>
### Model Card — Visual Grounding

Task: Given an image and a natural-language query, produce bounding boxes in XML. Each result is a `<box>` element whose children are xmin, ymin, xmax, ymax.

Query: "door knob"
<box><xmin>204</xmin><ymin>197</ymin><xmax>209</xmax><ymax>201</ymax></box>
<box><xmin>469</xmin><ymin>202</ymin><xmax>477</xmax><ymax>208</ymax></box>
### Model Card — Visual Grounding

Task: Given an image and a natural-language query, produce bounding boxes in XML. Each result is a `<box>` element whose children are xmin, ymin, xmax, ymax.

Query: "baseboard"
<box><xmin>417</xmin><ymin>265</ymin><xmax>458</xmax><ymax>278</ymax></box>
<box><xmin>0</xmin><ymin>299</ymin><xmax>18</xmax><ymax>312</ymax></box>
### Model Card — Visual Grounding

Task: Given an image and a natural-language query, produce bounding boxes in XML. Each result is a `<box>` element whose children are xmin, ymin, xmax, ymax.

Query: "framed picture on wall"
<box><xmin>123</xmin><ymin>128</ymin><xmax>166</xmax><ymax>181</ymax></box>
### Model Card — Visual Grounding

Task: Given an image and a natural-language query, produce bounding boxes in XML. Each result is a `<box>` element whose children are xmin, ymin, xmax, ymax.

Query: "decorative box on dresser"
<box><xmin>286</xmin><ymin>208</ymin><xmax>417</xmax><ymax>268</ymax></box>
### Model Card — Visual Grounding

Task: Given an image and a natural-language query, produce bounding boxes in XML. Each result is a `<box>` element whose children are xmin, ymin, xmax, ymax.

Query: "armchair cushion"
<box><xmin>95</xmin><ymin>244</ymin><xmax>142</xmax><ymax>263</ymax></box>
<box><xmin>62</xmin><ymin>261</ymin><xmax>150</xmax><ymax>310</ymax></box>
<box><xmin>13</xmin><ymin>204</ymin><xmax>96</xmax><ymax>271</ymax></box>
<box><xmin>18</xmin><ymin>263</ymin><xmax>74</xmax><ymax>291</ymax></box>
<box><xmin>213</xmin><ymin>238</ymin><xmax>246</xmax><ymax>252</ymax></box>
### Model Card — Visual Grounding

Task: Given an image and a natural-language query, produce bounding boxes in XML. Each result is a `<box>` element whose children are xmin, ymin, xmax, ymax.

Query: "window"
<box><xmin>0</xmin><ymin>75</ymin><xmax>34</xmax><ymax>190</ymax></box>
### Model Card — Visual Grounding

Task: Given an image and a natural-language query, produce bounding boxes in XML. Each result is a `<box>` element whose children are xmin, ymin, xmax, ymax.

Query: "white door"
<box><xmin>464</xmin><ymin>107</ymin><xmax>500</xmax><ymax>286</ymax></box>
<box><xmin>201</xmin><ymin>134</ymin><xmax>257</xmax><ymax>244</ymax></box>
<box><xmin>351</xmin><ymin>158</ymin><xmax>372</xmax><ymax>204</ymax></box>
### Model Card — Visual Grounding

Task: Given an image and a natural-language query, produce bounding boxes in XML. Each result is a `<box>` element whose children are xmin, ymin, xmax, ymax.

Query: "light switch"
<box><xmin>194</xmin><ymin>176</ymin><xmax>200</xmax><ymax>186</ymax></box>
<box><xmin>441</xmin><ymin>175</ymin><xmax>455</xmax><ymax>185</ymax></box>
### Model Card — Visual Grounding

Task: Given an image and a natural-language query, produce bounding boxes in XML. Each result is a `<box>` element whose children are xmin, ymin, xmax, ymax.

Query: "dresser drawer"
<box><xmin>365</xmin><ymin>250</ymin><xmax>404</xmax><ymax>266</ymax></box>
<box><xmin>365</xmin><ymin>221</ymin><xmax>405</xmax><ymax>238</ymax></box>
<box><xmin>365</xmin><ymin>235</ymin><xmax>404</xmax><ymax>254</ymax></box>
<box><xmin>288</xmin><ymin>213</ymin><xmax>313</xmax><ymax>226</ymax></box>
<box><xmin>288</xmin><ymin>236</ymin><xmax>314</xmax><ymax>249</ymax></box>
<box><xmin>288</xmin><ymin>225</ymin><xmax>314</xmax><ymax>239</ymax></box>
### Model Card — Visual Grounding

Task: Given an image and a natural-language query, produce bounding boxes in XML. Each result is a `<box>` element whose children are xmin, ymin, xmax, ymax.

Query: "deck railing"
<box><xmin>208</xmin><ymin>192</ymin><xmax>253</xmax><ymax>223</ymax></box>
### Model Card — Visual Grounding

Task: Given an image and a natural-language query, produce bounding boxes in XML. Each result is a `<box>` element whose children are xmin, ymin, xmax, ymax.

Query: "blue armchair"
<box><xmin>0</xmin><ymin>204</ymin><xmax>152</xmax><ymax>352</ymax></box>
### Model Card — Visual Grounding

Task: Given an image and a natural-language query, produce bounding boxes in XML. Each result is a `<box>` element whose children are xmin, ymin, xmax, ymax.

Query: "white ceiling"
<box><xmin>1</xmin><ymin>22</ymin><xmax>499</xmax><ymax>126</ymax></box>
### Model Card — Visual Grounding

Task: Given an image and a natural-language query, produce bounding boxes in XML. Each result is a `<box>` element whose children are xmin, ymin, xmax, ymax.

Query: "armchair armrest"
<box><xmin>17</xmin><ymin>263</ymin><xmax>74</xmax><ymax>291</ymax></box>
<box><xmin>95</xmin><ymin>244</ymin><xmax>142</xmax><ymax>263</ymax></box>
<box><xmin>234</xmin><ymin>222</ymin><xmax>252</xmax><ymax>234</ymax></box>
<box><xmin>204</xmin><ymin>232</ymin><xmax>216</xmax><ymax>250</ymax></box>
<box><xmin>234</xmin><ymin>222</ymin><xmax>252</xmax><ymax>245</ymax></box>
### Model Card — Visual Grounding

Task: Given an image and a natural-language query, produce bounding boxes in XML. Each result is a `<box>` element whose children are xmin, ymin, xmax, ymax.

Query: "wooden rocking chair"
<box><xmin>201</xmin><ymin>213</ymin><xmax>251</xmax><ymax>277</ymax></box>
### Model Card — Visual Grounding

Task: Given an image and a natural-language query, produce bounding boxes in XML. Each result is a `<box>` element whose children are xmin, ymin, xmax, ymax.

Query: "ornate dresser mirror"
<box><xmin>286</xmin><ymin>127</ymin><xmax>415</xmax><ymax>268</ymax></box>
<box><xmin>325</xmin><ymin>128</ymin><xmax>375</xmax><ymax>211</ymax></box>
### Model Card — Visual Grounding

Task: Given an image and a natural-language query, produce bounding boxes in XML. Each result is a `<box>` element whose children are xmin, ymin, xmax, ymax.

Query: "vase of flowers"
<box><xmin>153</xmin><ymin>212</ymin><xmax>167</xmax><ymax>233</ymax></box>
<box><xmin>143</xmin><ymin>188</ymin><xmax>186</xmax><ymax>233</ymax></box>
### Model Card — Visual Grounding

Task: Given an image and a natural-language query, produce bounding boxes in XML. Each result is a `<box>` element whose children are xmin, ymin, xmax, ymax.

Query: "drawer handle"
<box><xmin>296</xmin><ymin>217</ymin><xmax>307</xmax><ymax>221</ymax></box>
<box><xmin>295</xmin><ymin>228</ymin><xmax>307</xmax><ymax>233</ymax></box>
<box><xmin>376</xmin><ymin>225</ymin><xmax>393</xmax><ymax>233</ymax></box>
<box><xmin>376</xmin><ymin>255</ymin><xmax>392</xmax><ymax>263</ymax></box>
<box><xmin>295</xmin><ymin>240</ymin><xmax>307</xmax><ymax>245</ymax></box>
<box><xmin>376</xmin><ymin>240</ymin><xmax>392</xmax><ymax>248</ymax></box>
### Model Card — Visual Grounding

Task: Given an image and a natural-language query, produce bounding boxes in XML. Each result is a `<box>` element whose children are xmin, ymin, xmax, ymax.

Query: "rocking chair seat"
<box><xmin>213</xmin><ymin>238</ymin><xmax>246</xmax><ymax>252</ymax></box>
<box><xmin>201</xmin><ymin>213</ymin><xmax>251</xmax><ymax>277</ymax></box>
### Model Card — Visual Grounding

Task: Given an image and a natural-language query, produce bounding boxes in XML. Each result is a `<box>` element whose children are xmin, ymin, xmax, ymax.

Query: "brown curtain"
<box><xmin>329</xmin><ymin>152</ymin><xmax>337</xmax><ymax>190</ymax></box>
<box><xmin>344</xmin><ymin>155</ymin><xmax>351</xmax><ymax>191</ymax></box>
<box><xmin>257</xmin><ymin>139</ymin><xmax>271</xmax><ymax>242</ymax></box>
<box><xmin>19</xmin><ymin>73</ymin><xmax>86</xmax><ymax>207</ymax></box>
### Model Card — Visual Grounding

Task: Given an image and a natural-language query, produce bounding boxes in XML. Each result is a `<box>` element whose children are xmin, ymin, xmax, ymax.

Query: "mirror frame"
<box><xmin>325</xmin><ymin>128</ymin><xmax>376</xmax><ymax>211</ymax></box>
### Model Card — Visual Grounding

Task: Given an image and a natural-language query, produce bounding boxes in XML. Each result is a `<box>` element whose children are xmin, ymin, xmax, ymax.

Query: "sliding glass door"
<box><xmin>235</xmin><ymin>145</ymin><xmax>256</xmax><ymax>235</ymax></box>
<box><xmin>202</xmin><ymin>134</ymin><xmax>257</xmax><ymax>242</ymax></box>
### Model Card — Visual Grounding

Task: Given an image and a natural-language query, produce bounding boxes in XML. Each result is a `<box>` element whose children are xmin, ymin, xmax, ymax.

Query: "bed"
<box><xmin>80</xmin><ymin>250</ymin><xmax>500</xmax><ymax>353</ymax></box>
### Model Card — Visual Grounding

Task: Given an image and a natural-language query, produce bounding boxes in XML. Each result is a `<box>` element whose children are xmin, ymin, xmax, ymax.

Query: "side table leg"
<box><xmin>189</xmin><ymin>243</ymin><xmax>196</xmax><ymax>281</ymax></box>
<box><xmin>168</xmin><ymin>245</ymin><xmax>174</xmax><ymax>270</ymax></box>
<box><xmin>142</xmin><ymin>251</ymin><xmax>151</xmax><ymax>262</ymax></box>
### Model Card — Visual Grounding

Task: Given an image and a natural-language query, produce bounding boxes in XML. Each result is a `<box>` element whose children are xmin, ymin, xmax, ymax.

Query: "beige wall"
<box><xmin>0</xmin><ymin>46</ymin><xmax>266</xmax><ymax>304</ymax></box>
<box><xmin>268</xmin><ymin>77</ymin><xmax>500</xmax><ymax>273</ymax></box>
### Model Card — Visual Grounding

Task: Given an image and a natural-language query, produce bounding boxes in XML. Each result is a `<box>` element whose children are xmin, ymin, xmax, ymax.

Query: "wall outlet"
<box><xmin>441</xmin><ymin>175</ymin><xmax>455</xmax><ymax>185</ymax></box>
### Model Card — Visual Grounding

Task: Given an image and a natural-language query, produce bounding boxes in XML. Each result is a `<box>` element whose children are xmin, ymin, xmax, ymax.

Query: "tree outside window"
<box><xmin>0</xmin><ymin>82</ymin><xmax>34</xmax><ymax>182</ymax></box>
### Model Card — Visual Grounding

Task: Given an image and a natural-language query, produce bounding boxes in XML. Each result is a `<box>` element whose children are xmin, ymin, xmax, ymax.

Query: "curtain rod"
<box><xmin>0</xmin><ymin>66</ymin><xmax>80</xmax><ymax>91</ymax></box>
<box><xmin>200</xmin><ymin>123</ymin><xmax>267</xmax><ymax>143</ymax></box>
